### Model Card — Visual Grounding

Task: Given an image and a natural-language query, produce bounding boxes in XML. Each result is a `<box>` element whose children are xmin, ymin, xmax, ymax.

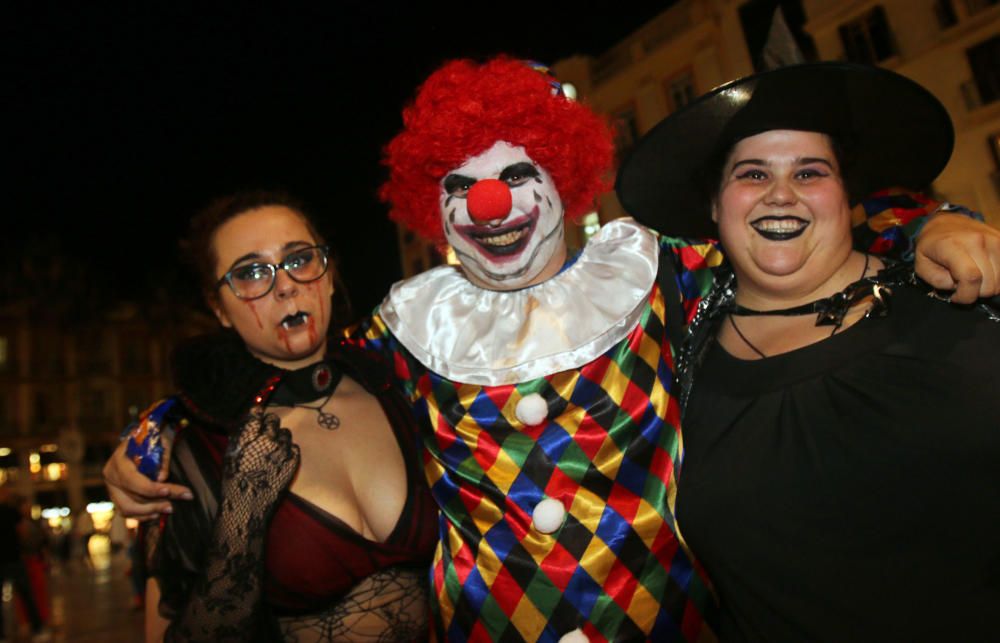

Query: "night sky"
<box><xmin>8</xmin><ymin>3</ymin><xmax>673</xmax><ymax>319</ymax></box>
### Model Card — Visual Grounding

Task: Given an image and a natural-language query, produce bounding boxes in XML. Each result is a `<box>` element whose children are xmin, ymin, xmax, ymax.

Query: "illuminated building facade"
<box><xmin>0</xmin><ymin>298</ymin><xmax>213</xmax><ymax>532</ymax></box>
<box><xmin>551</xmin><ymin>0</ymin><xmax>1000</xmax><ymax>232</ymax></box>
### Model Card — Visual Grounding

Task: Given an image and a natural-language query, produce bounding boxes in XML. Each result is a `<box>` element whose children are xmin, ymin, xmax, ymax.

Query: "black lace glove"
<box><xmin>166</xmin><ymin>411</ymin><xmax>299</xmax><ymax>642</ymax></box>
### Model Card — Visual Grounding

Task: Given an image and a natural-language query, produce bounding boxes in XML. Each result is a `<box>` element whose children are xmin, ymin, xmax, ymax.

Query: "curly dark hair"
<box><xmin>182</xmin><ymin>190</ymin><xmax>330</xmax><ymax>305</ymax></box>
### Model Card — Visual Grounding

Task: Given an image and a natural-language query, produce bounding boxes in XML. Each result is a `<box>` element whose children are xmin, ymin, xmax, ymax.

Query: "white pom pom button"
<box><xmin>531</xmin><ymin>497</ymin><xmax>566</xmax><ymax>534</ymax></box>
<box><xmin>558</xmin><ymin>628</ymin><xmax>588</xmax><ymax>642</ymax></box>
<box><xmin>515</xmin><ymin>393</ymin><xmax>548</xmax><ymax>426</ymax></box>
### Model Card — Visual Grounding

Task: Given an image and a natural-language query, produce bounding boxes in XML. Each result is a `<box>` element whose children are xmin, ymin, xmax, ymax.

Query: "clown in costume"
<box><xmin>367</xmin><ymin>58</ymin><xmax>713</xmax><ymax>641</ymax></box>
<box><xmin>106</xmin><ymin>56</ymin><xmax>1000</xmax><ymax>642</ymax></box>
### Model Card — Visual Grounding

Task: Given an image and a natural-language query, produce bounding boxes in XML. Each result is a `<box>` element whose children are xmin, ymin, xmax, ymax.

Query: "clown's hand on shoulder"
<box><xmin>915</xmin><ymin>205</ymin><xmax>1000</xmax><ymax>303</ymax></box>
<box><xmin>853</xmin><ymin>190</ymin><xmax>1000</xmax><ymax>304</ymax></box>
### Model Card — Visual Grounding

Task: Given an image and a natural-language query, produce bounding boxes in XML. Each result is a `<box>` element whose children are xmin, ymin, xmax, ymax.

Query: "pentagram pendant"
<box><xmin>317</xmin><ymin>409</ymin><xmax>341</xmax><ymax>430</ymax></box>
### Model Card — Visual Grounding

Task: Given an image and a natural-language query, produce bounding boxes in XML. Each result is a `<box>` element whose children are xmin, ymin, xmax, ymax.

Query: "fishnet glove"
<box><xmin>166</xmin><ymin>411</ymin><xmax>300</xmax><ymax>642</ymax></box>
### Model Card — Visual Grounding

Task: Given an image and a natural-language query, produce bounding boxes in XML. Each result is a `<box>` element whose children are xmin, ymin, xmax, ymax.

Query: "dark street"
<box><xmin>2</xmin><ymin>536</ymin><xmax>143</xmax><ymax>642</ymax></box>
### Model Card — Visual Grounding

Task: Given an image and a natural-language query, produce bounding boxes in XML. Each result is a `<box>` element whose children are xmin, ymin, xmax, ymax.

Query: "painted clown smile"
<box><xmin>455</xmin><ymin>208</ymin><xmax>539</xmax><ymax>258</ymax></box>
<box><xmin>751</xmin><ymin>215</ymin><xmax>809</xmax><ymax>241</ymax></box>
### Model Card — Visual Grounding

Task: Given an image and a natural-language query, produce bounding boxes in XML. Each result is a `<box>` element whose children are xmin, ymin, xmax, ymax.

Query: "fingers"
<box><xmin>982</xmin><ymin>234</ymin><xmax>1000</xmax><ymax>296</ymax></box>
<box><xmin>105</xmin><ymin>441</ymin><xmax>192</xmax><ymax>499</ymax></box>
<box><xmin>106</xmin><ymin>477</ymin><xmax>173</xmax><ymax>519</ymax></box>
<box><xmin>913</xmin><ymin>254</ymin><xmax>956</xmax><ymax>291</ymax></box>
<box><xmin>952</xmin><ymin>278</ymin><xmax>981</xmax><ymax>305</ymax></box>
<box><xmin>945</xmin><ymin>233</ymin><xmax>1000</xmax><ymax>301</ymax></box>
<box><xmin>274</xmin><ymin>425</ymin><xmax>293</xmax><ymax>449</ymax></box>
<box><xmin>104</xmin><ymin>435</ymin><xmax>191</xmax><ymax>519</ymax></box>
<box><xmin>276</xmin><ymin>428</ymin><xmax>300</xmax><ymax>467</ymax></box>
<box><xmin>110</xmin><ymin>498</ymin><xmax>171</xmax><ymax>521</ymax></box>
<box><xmin>102</xmin><ymin>440</ymin><xmax>131</xmax><ymax>485</ymax></box>
<box><xmin>262</xmin><ymin>412</ymin><xmax>282</xmax><ymax>436</ymax></box>
<box><xmin>157</xmin><ymin>481</ymin><xmax>194</xmax><ymax>500</ymax></box>
<box><xmin>916</xmin><ymin>241</ymin><xmax>999</xmax><ymax>304</ymax></box>
<box><xmin>937</xmin><ymin>244</ymin><xmax>982</xmax><ymax>304</ymax></box>
<box><xmin>915</xmin><ymin>213</ymin><xmax>1000</xmax><ymax>302</ymax></box>
<box><xmin>238</xmin><ymin>410</ymin><xmax>279</xmax><ymax>440</ymax></box>
<box><xmin>240</xmin><ymin>412</ymin><xmax>285</xmax><ymax>448</ymax></box>
<box><xmin>155</xmin><ymin>429</ymin><xmax>175</xmax><ymax>483</ymax></box>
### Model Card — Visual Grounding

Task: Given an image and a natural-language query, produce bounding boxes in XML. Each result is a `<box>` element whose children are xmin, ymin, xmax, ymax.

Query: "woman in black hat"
<box><xmin>618</xmin><ymin>63</ymin><xmax>1000</xmax><ymax>641</ymax></box>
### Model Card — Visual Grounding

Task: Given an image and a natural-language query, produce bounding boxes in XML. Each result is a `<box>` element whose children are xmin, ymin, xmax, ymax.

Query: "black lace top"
<box><xmin>146</xmin><ymin>331</ymin><xmax>437</xmax><ymax>641</ymax></box>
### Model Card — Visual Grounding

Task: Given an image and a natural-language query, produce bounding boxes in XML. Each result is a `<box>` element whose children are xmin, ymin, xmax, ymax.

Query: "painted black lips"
<box><xmin>751</xmin><ymin>216</ymin><xmax>809</xmax><ymax>241</ymax></box>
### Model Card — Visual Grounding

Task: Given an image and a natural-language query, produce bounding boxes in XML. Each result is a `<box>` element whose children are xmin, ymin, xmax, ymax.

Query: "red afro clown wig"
<box><xmin>380</xmin><ymin>56</ymin><xmax>615</xmax><ymax>243</ymax></box>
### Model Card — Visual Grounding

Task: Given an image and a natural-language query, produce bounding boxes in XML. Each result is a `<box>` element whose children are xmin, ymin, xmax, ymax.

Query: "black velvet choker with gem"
<box><xmin>268</xmin><ymin>360</ymin><xmax>345</xmax><ymax>430</ymax></box>
<box><xmin>269</xmin><ymin>361</ymin><xmax>343</xmax><ymax>406</ymax></box>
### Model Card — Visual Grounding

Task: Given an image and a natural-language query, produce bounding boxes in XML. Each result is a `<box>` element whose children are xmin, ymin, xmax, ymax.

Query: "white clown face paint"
<box><xmin>440</xmin><ymin>141</ymin><xmax>566</xmax><ymax>290</ymax></box>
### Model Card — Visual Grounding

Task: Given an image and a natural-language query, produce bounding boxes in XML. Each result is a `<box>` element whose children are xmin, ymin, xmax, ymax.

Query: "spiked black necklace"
<box><xmin>729</xmin><ymin>255</ymin><xmax>875</xmax><ymax>358</ymax></box>
<box><xmin>269</xmin><ymin>360</ymin><xmax>343</xmax><ymax>430</ymax></box>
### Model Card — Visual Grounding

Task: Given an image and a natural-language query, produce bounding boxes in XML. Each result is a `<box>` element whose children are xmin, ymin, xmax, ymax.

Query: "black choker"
<box><xmin>731</xmin><ymin>256</ymin><xmax>886</xmax><ymax>328</ymax></box>
<box><xmin>731</xmin><ymin>280</ymin><xmax>892</xmax><ymax>327</ymax></box>
<box><xmin>270</xmin><ymin>361</ymin><xmax>344</xmax><ymax>430</ymax></box>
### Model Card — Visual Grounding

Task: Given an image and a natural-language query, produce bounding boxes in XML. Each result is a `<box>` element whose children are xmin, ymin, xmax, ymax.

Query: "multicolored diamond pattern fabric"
<box><xmin>849</xmin><ymin>189</ymin><xmax>981</xmax><ymax>261</ymax></box>
<box><xmin>351</xmin><ymin>235</ymin><xmax>725</xmax><ymax>642</ymax></box>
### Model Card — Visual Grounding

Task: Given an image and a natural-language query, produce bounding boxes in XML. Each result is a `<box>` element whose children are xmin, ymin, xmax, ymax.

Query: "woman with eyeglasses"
<box><xmin>130</xmin><ymin>191</ymin><xmax>437</xmax><ymax>642</ymax></box>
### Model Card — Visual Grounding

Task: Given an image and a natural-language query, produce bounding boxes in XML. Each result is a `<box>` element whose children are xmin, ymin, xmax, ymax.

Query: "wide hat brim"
<box><xmin>615</xmin><ymin>62</ymin><xmax>954</xmax><ymax>239</ymax></box>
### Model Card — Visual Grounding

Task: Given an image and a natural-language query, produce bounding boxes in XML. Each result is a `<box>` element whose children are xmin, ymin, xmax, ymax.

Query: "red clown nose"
<box><xmin>466</xmin><ymin>179</ymin><xmax>512</xmax><ymax>222</ymax></box>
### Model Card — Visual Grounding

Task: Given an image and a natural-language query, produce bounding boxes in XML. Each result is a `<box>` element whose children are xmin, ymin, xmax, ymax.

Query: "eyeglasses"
<box><xmin>216</xmin><ymin>245</ymin><xmax>330</xmax><ymax>300</ymax></box>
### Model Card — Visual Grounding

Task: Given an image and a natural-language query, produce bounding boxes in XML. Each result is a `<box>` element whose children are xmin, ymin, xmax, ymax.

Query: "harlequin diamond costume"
<box><xmin>351</xmin><ymin>57</ymin><xmax>949</xmax><ymax>642</ymax></box>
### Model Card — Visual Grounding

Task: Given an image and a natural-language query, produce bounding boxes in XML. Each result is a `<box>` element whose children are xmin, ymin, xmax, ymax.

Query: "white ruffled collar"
<box><xmin>379</xmin><ymin>218</ymin><xmax>658</xmax><ymax>385</ymax></box>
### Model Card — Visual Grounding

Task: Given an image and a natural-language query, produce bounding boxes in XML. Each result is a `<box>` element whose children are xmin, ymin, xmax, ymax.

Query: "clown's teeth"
<box><xmin>480</xmin><ymin>229</ymin><xmax>526</xmax><ymax>246</ymax></box>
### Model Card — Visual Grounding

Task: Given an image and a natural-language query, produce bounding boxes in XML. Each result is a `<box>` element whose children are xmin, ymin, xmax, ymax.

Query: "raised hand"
<box><xmin>165</xmin><ymin>411</ymin><xmax>299</xmax><ymax>643</ymax></box>
<box><xmin>104</xmin><ymin>432</ymin><xmax>191</xmax><ymax>521</ymax></box>
<box><xmin>221</xmin><ymin>410</ymin><xmax>300</xmax><ymax>513</ymax></box>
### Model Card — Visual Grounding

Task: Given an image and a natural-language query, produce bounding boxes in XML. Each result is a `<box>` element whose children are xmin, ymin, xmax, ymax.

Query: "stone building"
<box><xmin>0</xmin><ymin>248</ymin><xmax>213</xmax><ymax>531</ymax></box>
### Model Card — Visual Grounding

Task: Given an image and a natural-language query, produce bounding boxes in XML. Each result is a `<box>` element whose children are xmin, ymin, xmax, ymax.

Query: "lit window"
<box><xmin>44</xmin><ymin>462</ymin><xmax>67</xmax><ymax>481</ymax></box>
